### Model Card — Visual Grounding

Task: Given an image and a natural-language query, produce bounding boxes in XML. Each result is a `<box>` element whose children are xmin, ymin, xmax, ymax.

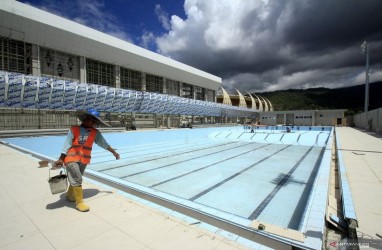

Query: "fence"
<box><xmin>353</xmin><ymin>107</ymin><xmax>382</xmax><ymax>133</ymax></box>
<box><xmin>0</xmin><ymin>108</ymin><xmax>78</xmax><ymax>130</ymax></box>
<box><xmin>0</xmin><ymin>108</ymin><xmax>178</xmax><ymax>130</ymax></box>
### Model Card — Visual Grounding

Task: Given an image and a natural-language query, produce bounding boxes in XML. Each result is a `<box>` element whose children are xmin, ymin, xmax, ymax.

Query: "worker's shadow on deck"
<box><xmin>45</xmin><ymin>188</ymin><xmax>113</xmax><ymax>209</ymax></box>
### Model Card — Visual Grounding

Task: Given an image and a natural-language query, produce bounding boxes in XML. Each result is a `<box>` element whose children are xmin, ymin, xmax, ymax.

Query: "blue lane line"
<box><xmin>280</xmin><ymin>133</ymin><xmax>285</xmax><ymax>141</ymax></box>
<box><xmin>264</xmin><ymin>133</ymin><xmax>271</xmax><ymax>141</ymax></box>
<box><xmin>225</xmin><ymin>132</ymin><xmax>232</xmax><ymax>138</ymax></box>
<box><xmin>237</xmin><ymin>132</ymin><xmax>245</xmax><ymax>139</ymax></box>
<box><xmin>325</xmin><ymin>132</ymin><xmax>331</xmax><ymax>144</ymax></box>
<box><xmin>119</xmin><ymin>141</ymin><xmax>254</xmax><ymax>178</ymax></box>
<box><xmin>91</xmin><ymin>138</ymin><xmax>212</xmax><ymax>158</ymax></box>
<box><xmin>214</xmin><ymin>131</ymin><xmax>223</xmax><ymax>138</ymax></box>
<box><xmin>98</xmin><ymin>141</ymin><xmax>239</xmax><ymax>172</ymax></box>
<box><xmin>315</xmin><ymin>132</ymin><xmax>321</xmax><ymax>145</ymax></box>
<box><xmin>92</xmin><ymin>140</ymin><xmax>218</xmax><ymax>164</ymax></box>
<box><xmin>93</xmin><ymin>139</ymin><xmax>217</xmax><ymax>163</ymax></box>
<box><xmin>150</xmin><ymin>143</ymin><xmax>272</xmax><ymax>188</ymax></box>
<box><xmin>248</xmin><ymin>146</ymin><xmax>314</xmax><ymax>220</ymax></box>
<box><xmin>296</xmin><ymin>131</ymin><xmax>309</xmax><ymax>142</ymax></box>
<box><xmin>287</xmin><ymin>147</ymin><xmax>324</xmax><ymax>229</ymax></box>
<box><xmin>189</xmin><ymin>144</ymin><xmax>292</xmax><ymax>201</ymax></box>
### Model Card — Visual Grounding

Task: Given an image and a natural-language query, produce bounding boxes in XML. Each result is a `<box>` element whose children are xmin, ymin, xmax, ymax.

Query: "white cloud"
<box><xmin>141</xmin><ymin>31</ymin><xmax>156</xmax><ymax>49</ymax></box>
<box><xmin>157</xmin><ymin>0</ymin><xmax>277</xmax><ymax>54</ymax></box>
<box><xmin>156</xmin><ymin>15</ymin><xmax>193</xmax><ymax>53</ymax></box>
<box><xmin>370</xmin><ymin>69</ymin><xmax>382</xmax><ymax>82</ymax></box>
<box><xmin>354</xmin><ymin>68</ymin><xmax>382</xmax><ymax>86</ymax></box>
<box><xmin>155</xmin><ymin>4</ymin><xmax>171</xmax><ymax>30</ymax></box>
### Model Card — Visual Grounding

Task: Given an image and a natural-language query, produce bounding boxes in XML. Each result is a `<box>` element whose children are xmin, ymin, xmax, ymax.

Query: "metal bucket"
<box><xmin>48</xmin><ymin>169</ymin><xmax>68</xmax><ymax>194</ymax></box>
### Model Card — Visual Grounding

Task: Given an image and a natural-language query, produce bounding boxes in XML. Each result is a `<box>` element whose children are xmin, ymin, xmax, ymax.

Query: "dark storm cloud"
<box><xmin>156</xmin><ymin>0</ymin><xmax>382</xmax><ymax>92</ymax></box>
<box><xmin>282</xmin><ymin>0</ymin><xmax>382</xmax><ymax>54</ymax></box>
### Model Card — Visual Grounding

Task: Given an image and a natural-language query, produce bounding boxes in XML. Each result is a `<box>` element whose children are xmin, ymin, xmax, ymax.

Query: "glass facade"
<box><xmin>120</xmin><ymin>67</ymin><xmax>142</xmax><ymax>91</ymax></box>
<box><xmin>146</xmin><ymin>74</ymin><xmax>163</xmax><ymax>93</ymax></box>
<box><xmin>195</xmin><ymin>86</ymin><xmax>205</xmax><ymax>101</ymax></box>
<box><xmin>206</xmin><ymin>89</ymin><xmax>215</xmax><ymax>102</ymax></box>
<box><xmin>86</xmin><ymin>58</ymin><xmax>114</xmax><ymax>86</ymax></box>
<box><xmin>0</xmin><ymin>36</ymin><xmax>218</xmax><ymax>108</ymax></box>
<box><xmin>165</xmin><ymin>79</ymin><xmax>179</xmax><ymax>96</ymax></box>
<box><xmin>0</xmin><ymin>36</ymin><xmax>32</xmax><ymax>75</ymax></box>
<box><xmin>181</xmin><ymin>83</ymin><xmax>194</xmax><ymax>99</ymax></box>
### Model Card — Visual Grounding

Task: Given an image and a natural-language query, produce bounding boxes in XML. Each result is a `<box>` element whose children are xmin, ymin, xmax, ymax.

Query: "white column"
<box><xmin>31</xmin><ymin>44</ymin><xmax>41</xmax><ymax>76</ymax></box>
<box><xmin>163</xmin><ymin>78</ymin><xmax>167</xmax><ymax>94</ymax></box>
<box><xmin>179</xmin><ymin>82</ymin><xmax>183</xmax><ymax>97</ymax></box>
<box><xmin>80</xmin><ymin>57</ymin><xmax>86</xmax><ymax>83</ymax></box>
<box><xmin>141</xmin><ymin>72</ymin><xmax>146</xmax><ymax>91</ymax></box>
<box><xmin>154</xmin><ymin>114</ymin><xmax>158</xmax><ymax>128</ymax></box>
<box><xmin>167</xmin><ymin>115</ymin><xmax>171</xmax><ymax>128</ymax></box>
<box><xmin>132</xmin><ymin>112</ymin><xmax>136</xmax><ymax>128</ymax></box>
<box><xmin>115</xmin><ymin>65</ymin><xmax>121</xmax><ymax>88</ymax></box>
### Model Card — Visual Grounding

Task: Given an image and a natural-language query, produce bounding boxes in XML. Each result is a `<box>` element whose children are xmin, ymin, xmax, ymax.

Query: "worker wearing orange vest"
<box><xmin>54</xmin><ymin>109</ymin><xmax>120</xmax><ymax>212</ymax></box>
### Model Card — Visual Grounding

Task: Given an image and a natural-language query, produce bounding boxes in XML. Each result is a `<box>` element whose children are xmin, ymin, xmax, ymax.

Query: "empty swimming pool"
<box><xmin>1</xmin><ymin>125</ymin><xmax>333</xmax><ymax>249</ymax></box>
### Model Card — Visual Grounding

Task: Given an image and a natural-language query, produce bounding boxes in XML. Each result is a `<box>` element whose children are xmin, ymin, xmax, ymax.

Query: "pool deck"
<box><xmin>0</xmin><ymin>127</ymin><xmax>381</xmax><ymax>249</ymax></box>
<box><xmin>335</xmin><ymin>127</ymin><xmax>382</xmax><ymax>245</ymax></box>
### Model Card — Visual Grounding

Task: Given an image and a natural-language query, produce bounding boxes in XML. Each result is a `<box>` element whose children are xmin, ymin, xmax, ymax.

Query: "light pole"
<box><xmin>360</xmin><ymin>41</ymin><xmax>369</xmax><ymax>113</ymax></box>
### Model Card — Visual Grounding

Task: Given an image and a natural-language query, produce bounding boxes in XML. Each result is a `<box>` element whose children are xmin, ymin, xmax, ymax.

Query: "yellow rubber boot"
<box><xmin>73</xmin><ymin>186</ymin><xmax>90</xmax><ymax>212</ymax></box>
<box><xmin>66</xmin><ymin>185</ymin><xmax>75</xmax><ymax>202</ymax></box>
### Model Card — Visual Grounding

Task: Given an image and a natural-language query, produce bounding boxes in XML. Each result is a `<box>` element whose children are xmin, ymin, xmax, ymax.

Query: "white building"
<box><xmin>0</xmin><ymin>0</ymin><xmax>220</xmax><ymax>101</ymax></box>
<box><xmin>0</xmin><ymin>0</ymin><xmax>257</xmax><ymax>128</ymax></box>
<box><xmin>260</xmin><ymin>109</ymin><xmax>347</xmax><ymax>126</ymax></box>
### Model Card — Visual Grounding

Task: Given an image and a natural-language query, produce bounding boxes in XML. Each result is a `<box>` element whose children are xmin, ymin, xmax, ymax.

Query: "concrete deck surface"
<box><xmin>1</xmin><ymin>127</ymin><xmax>381</xmax><ymax>249</ymax></box>
<box><xmin>336</xmin><ymin>127</ymin><xmax>382</xmax><ymax>247</ymax></box>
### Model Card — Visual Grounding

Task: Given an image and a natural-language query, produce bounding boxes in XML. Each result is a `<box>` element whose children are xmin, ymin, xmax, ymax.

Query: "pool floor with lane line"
<box><xmin>1</xmin><ymin>126</ymin><xmax>333</xmax><ymax>249</ymax></box>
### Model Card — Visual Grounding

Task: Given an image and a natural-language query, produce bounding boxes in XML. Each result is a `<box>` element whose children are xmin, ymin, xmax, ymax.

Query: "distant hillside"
<box><xmin>257</xmin><ymin>81</ymin><xmax>382</xmax><ymax>115</ymax></box>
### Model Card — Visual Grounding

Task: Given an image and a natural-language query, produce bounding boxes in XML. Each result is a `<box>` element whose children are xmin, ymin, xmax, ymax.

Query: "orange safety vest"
<box><xmin>64</xmin><ymin>126</ymin><xmax>97</xmax><ymax>164</ymax></box>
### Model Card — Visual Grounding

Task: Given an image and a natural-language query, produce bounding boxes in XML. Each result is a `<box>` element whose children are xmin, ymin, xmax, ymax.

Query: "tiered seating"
<box><xmin>0</xmin><ymin>71</ymin><xmax>257</xmax><ymax>118</ymax></box>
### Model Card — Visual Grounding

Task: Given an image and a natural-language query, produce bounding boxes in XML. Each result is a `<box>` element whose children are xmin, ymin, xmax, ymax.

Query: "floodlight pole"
<box><xmin>361</xmin><ymin>41</ymin><xmax>370</xmax><ymax>130</ymax></box>
<box><xmin>361</xmin><ymin>41</ymin><xmax>369</xmax><ymax>113</ymax></box>
<box><xmin>364</xmin><ymin>46</ymin><xmax>370</xmax><ymax>113</ymax></box>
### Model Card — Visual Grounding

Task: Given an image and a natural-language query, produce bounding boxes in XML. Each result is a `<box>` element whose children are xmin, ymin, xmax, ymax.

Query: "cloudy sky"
<box><xmin>19</xmin><ymin>0</ymin><xmax>382</xmax><ymax>93</ymax></box>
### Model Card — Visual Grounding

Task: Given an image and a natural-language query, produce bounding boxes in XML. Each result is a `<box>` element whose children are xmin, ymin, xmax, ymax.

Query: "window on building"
<box><xmin>120</xmin><ymin>67</ymin><xmax>142</xmax><ymax>91</ymax></box>
<box><xmin>0</xmin><ymin>36</ymin><xmax>32</xmax><ymax>75</ymax></box>
<box><xmin>205</xmin><ymin>89</ymin><xmax>215</xmax><ymax>102</ymax></box>
<box><xmin>195</xmin><ymin>86</ymin><xmax>205</xmax><ymax>100</ymax></box>
<box><xmin>165</xmin><ymin>79</ymin><xmax>179</xmax><ymax>96</ymax></box>
<box><xmin>146</xmin><ymin>74</ymin><xmax>163</xmax><ymax>93</ymax></box>
<box><xmin>181</xmin><ymin>83</ymin><xmax>193</xmax><ymax>99</ymax></box>
<box><xmin>86</xmin><ymin>59</ymin><xmax>114</xmax><ymax>86</ymax></box>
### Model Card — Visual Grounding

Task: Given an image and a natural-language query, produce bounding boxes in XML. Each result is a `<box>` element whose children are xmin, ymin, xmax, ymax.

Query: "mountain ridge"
<box><xmin>256</xmin><ymin>81</ymin><xmax>382</xmax><ymax>115</ymax></box>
